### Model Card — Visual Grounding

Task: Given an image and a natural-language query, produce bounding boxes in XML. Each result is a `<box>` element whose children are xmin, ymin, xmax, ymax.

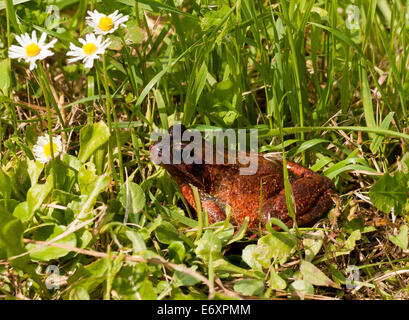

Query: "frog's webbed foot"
<box><xmin>261</xmin><ymin>174</ymin><xmax>335</xmax><ymax>228</ymax></box>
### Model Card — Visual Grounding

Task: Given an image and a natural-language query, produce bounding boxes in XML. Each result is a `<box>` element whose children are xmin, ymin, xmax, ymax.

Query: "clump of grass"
<box><xmin>0</xmin><ymin>0</ymin><xmax>408</xmax><ymax>300</ymax></box>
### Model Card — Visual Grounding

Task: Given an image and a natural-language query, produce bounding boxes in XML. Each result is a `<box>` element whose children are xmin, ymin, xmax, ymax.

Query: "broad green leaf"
<box><xmin>389</xmin><ymin>225</ymin><xmax>408</xmax><ymax>250</ymax></box>
<box><xmin>0</xmin><ymin>167</ymin><xmax>11</xmax><ymax>202</ymax></box>
<box><xmin>212</xmin><ymin>222</ymin><xmax>234</xmax><ymax>246</ymax></box>
<box><xmin>61</xmin><ymin>154</ymin><xmax>82</xmax><ymax>192</ymax></box>
<box><xmin>155</xmin><ymin>221</ymin><xmax>181</xmax><ymax>244</ymax></box>
<box><xmin>0</xmin><ymin>206</ymin><xmax>45</xmax><ymax>291</ymax></box>
<box><xmin>78</xmin><ymin>121</ymin><xmax>110</xmax><ymax>163</ymax></box>
<box><xmin>12</xmin><ymin>201</ymin><xmax>29</xmax><ymax>222</ymax></box>
<box><xmin>68</xmin><ymin>173</ymin><xmax>110</xmax><ymax>220</ymax></box>
<box><xmin>62</xmin><ymin>153</ymin><xmax>82</xmax><ymax>171</ymax></box>
<box><xmin>168</xmin><ymin>241</ymin><xmax>185</xmax><ymax>264</ymax></box>
<box><xmin>329</xmin><ymin>264</ymin><xmax>347</xmax><ymax>286</ymax></box>
<box><xmin>195</xmin><ymin>230</ymin><xmax>222</xmax><ymax>262</ymax></box>
<box><xmin>256</xmin><ymin>232</ymin><xmax>295</xmax><ymax>266</ymax></box>
<box><xmin>27</xmin><ymin>171</ymin><xmax>54</xmax><ymax>218</ymax></box>
<box><xmin>126</xmin><ymin>20</ymin><xmax>143</xmax><ymax>44</ymax></box>
<box><xmin>242</xmin><ymin>244</ymin><xmax>263</xmax><ymax>271</ymax></box>
<box><xmin>214</xmin><ymin>79</ymin><xmax>235</xmax><ymax>103</ymax></box>
<box><xmin>69</xmin><ymin>287</ymin><xmax>90</xmax><ymax>300</ymax></box>
<box><xmin>68</xmin><ymin>258</ymin><xmax>109</xmax><ymax>285</ymax></box>
<box><xmin>78</xmin><ymin>162</ymin><xmax>98</xmax><ymax>196</ymax></box>
<box><xmin>137</xmin><ymin>279</ymin><xmax>157</xmax><ymax>300</ymax></box>
<box><xmin>233</xmin><ymin>279</ymin><xmax>264</xmax><ymax>296</ymax></box>
<box><xmin>326</xmin><ymin>230</ymin><xmax>361</xmax><ymax>259</ymax></box>
<box><xmin>26</xmin><ymin>224</ymin><xmax>77</xmax><ymax>261</ymax></box>
<box><xmin>164</xmin><ymin>205</ymin><xmax>197</xmax><ymax>228</ymax></box>
<box><xmin>27</xmin><ymin>160</ymin><xmax>44</xmax><ymax>186</ymax></box>
<box><xmin>253</xmin><ymin>243</ymin><xmax>273</xmax><ymax>269</ymax></box>
<box><xmin>77</xmin><ymin>229</ymin><xmax>92</xmax><ymax>249</ymax></box>
<box><xmin>369</xmin><ymin>172</ymin><xmax>407</xmax><ymax>214</ymax></box>
<box><xmin>269</xmin><ymin>268</ymin><xmax>287</xmax><ymax>290</ymax></box>
<box><xmin>119</xmin><ymin>181</ymin><xmax>146</xmax><ymax>222</ymax></box>
<box><xmin>343</xmin><ymin>229</ymin><xmax>361</xmax><ymax>252</ymax></box>
<box><xmin>67</xmin><ymin>195</ymin><xmax>88</xmax><ymax>218</ymax></box>
<box><xmin>0</xmin><ymin>59</ymin><xmax>10</xmax><ymax>95</ymax></box>
<box><xmin>113</xmin><ymin>264</ymin><xmax>149</xmax><ymax>299</ymax></box>
<box><xmin>303</xmin><ymin>230</ymin><xmax>324</xmax><ymax>262</ymax></box>
<box><xmin>174</xmin><ymin>267</ymin><xmax>200</xmax><ymax>287</ymax></box>
<box><xmin>65</xmin><ymin>258</ymin><xmax>109</xmax><ymax>299</ymax></box>
<box><xmin>300</xmin><ymin>260</ymin><xmax>339</xmax><ymax>288</ymax></box>
<box><xmin>289</xmin><ymin>279</ymin><xmax>314</xmax><ymax>298</ymax></box>
<box><xmin>125</xmin><ymin>230</ymin><xmax>147</xmax><ymax>253</ymax></box>
<box><xmin>0</xmin><ymin>198</ymin><xmax>18</xmax><ymax>213</ymax></box>
<box><xmin>107</xmin><ymin>35</ymin><xmax>122</xmax><ymax>50</ymax></box>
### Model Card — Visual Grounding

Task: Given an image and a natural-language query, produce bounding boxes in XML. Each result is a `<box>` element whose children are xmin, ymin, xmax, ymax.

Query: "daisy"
<box><xmin>66</xmin><ymin>33</ymin><xmax>111</xmax><ymax>69</ymax></box>
<box><xmin>8</xmin><ymin>31</ymin><xmax>57</xmax><ymax>70</ymax></box>
<box><xmin>32</xmin><ymin>134</ymin><xmax>62</xmax><ymax>164</ymax></box>
<box><xmin>86</xmin><ymin>10</ymin><xmax>129</xmax><ymax>35</ymax></box>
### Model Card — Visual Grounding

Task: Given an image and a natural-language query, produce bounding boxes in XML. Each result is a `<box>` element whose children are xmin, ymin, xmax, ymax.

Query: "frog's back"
<box><xmin>205</xmin><ymin>156</ymin><xmax>285</xmax><ymax>225</ymax></box>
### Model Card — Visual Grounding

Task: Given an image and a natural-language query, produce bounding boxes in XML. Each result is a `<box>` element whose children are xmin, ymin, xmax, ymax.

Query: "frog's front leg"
<box><xmin>260</xmin><ymin>173</ymin><xmax>335</xmax><ymax>227</ymax></box>
<box><xmin>179</xmin><ymin>184</ymin><xmax>226</xmax><ymax>224</ymax></box>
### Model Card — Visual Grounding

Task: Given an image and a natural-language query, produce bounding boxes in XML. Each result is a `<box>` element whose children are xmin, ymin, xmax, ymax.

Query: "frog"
<box><xmin>150</xmin><ymin>125</ymin><xmax>335</xmax><ymax>231</ymax></box>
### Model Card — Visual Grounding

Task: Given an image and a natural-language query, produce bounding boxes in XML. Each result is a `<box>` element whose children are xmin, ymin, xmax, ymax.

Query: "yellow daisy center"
<box><xmin>82</xmin><ymin>43</ymin><xmax>97</xmax><ymax>55</ymax></box>
<box><xmin>26</xmin><ymin>43</ymin><xmax>40</xmax><ymax>57</ymax></box>
<box><xmin>43</xmin><ymin>142</ymin><xmax>58</xmax><ymax>159</ymax></box>
<box><xmin>98</xmin><ymin>16</ymin><xmax>114</xmax><ymax>31</ymax></box>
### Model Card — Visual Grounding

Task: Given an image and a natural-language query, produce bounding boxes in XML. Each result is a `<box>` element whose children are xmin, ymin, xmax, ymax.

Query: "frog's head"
<box><xmin>150</xmin><ymin>124</ymin><xmax>210</xmax><ymax>189</ymax></box>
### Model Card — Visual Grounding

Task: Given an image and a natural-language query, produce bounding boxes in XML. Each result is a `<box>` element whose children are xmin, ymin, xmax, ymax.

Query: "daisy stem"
<box><xmin>37</xmin><ymin>64</ymin><xmax>67</xmax><ymax>135</ymax></box>
<box><xmin>99</xmin><ymin>57</ymin><xmax>122</xmax><ymax>186</ymax></box>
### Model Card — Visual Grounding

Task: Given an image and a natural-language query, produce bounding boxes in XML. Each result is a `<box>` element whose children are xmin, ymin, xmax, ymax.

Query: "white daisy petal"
<box><xmin>15</xmin><ymin>34</ymin><xmax>26</xmax><ymax>47</ymax></box>
<box><xmin>31</xmin><ymin>30</ymin><xmax>37</xmax><ymax>44</ymax></box>
<box><xmin>39</xmin><ymin>32</ymin><xmax>47</xmax><ymax>46</ymax></box>
<box><xmin>32</xmin><ymin>134</ymin><xmax>63</xmax><ymax>164</ymax></box>
<box><xmin>66</xmin><ymin>33</ymin><xmax>109</xmax><ymax>69</ymax></box>
<box><xmin>21</xmin><ymin>33</ymin><xmax>31</xmax><ymax>45</ymax></box>
<box><xmin>86</xmin><ymin>9</ymin><xmax>129</xmax><ymax>35</ymax></box>
<box><xmin>83</xmin><ymin>57</ymin><xmax>94</xmax><ymax>69</ymax></box>
<box><xmin>8</xmin><ymin>31</ymin><xmax>57</xmax><ymax>70</ymax></box>
<box><xmin>67</xmin><ymin>56</ymin><xmax>83</xmax><ymax>64</ymax></box>
<box><xmin>29</xmin><ymin>61</ymin><xmax>36</xmax><ymax>70</ymax></box>
<box><xmin>44</xmin><ymin>38</ymin><xmax>57</xmax><ymax>50</ymax></box>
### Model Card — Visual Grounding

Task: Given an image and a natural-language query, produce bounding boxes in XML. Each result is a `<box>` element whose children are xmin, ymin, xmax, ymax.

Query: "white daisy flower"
<box><xmin>32</xmin><ymin>134</ymin><xmax>62</xmax><ymax>164</ymax></box>
<box><xmin>66</xmin><ymin>33</ymin><xmax>111</xmax><ymax>69</ymax></box>
<box><xmin>8</xmin><ymin>31</ymin><xmax>57</xmax><ymax>70</ymax></box>
<box><xmin>86</xmin><ymin>10</ymin><xmax>129</xmax><ymax>35</ymax></box>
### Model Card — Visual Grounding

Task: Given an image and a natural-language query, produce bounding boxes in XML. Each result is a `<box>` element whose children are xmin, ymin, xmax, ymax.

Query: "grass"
<box><xmin>0</xmin><ymin>0</ymin><xmax>409</xmax><ymax>300</ymax></box>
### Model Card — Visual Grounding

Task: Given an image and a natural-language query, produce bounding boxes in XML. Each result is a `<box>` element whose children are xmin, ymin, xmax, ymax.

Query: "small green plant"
<box><xmin>0</xmin><ymin>0</ymin><xmax>409</xmax><ymax>300</ymax></box>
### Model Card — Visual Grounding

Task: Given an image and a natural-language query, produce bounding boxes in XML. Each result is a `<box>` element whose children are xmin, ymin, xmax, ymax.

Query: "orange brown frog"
<box><xmin>150</xmin><ymin>126</ymin><xmax>335</xmax><ymax>230</ymax></box>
